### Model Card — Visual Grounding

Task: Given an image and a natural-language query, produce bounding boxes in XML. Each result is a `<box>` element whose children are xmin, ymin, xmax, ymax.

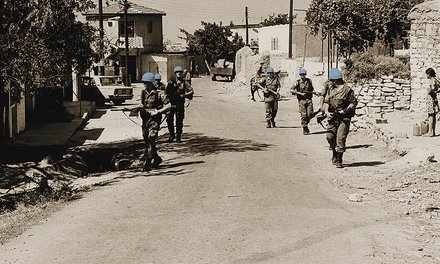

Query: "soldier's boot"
<box><xmin>335</xmin><ymin>152</ymin><xmax>344</xmax><ymax>168</ymax></box>
<box><xmin>303</xmin><ymin>126</ymin><xmax>310</xmax><ymax>135</ymax></box>
<box><xmin>331</xmin><ymin>150</ymin><xmax>338</xmax><ymax>165</ymax></box>
<box><xmin>271</xmin><ymin>119</ymin><xmax>276</xmax><ymax>128</ymax></box>
<box><xmin>176</xmin><ymin>134</ymin><xmax>182</xmax><ymax>143</ymax></box>
<box><xmin>266</xmin><ymin>121</ymin><xmax>272</xmax><ymax>128</ymax></box>
<box><xmin>168</xmin><ymin>133</ymin><xmax>175</xmax><ymax>143</ymax></box>
<box><xmin>143</xmin><ymin>158</ymin><xmax>152</xmax><ymax>171</ymax></box>
<box><xmin>152</xmin><ymin>155</ymin><xmax>162</xmax><ymax>168</ymax></box>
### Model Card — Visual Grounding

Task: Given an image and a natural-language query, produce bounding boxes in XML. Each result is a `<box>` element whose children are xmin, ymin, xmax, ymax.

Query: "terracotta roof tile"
<box><xmin>84</xmin><ymin>1</ymin><xmax>165</xmax><ymax>16</ymax></box>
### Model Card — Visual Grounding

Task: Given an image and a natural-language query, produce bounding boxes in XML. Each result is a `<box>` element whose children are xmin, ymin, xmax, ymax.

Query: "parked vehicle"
<box><xmin>80</xmin><ymin>76</ymin><xmax>133</xmax><ymax>106</ymax></box>
<box><xmin>211</xmin><ymin>59</ymin><xmax>235</xmax><ymax>82</ymax></box>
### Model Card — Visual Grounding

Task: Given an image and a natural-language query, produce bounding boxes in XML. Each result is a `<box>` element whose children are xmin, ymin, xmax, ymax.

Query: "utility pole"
<box><xmin>98</xmin><ymin>0</ymin><xmax>104</xmax><ymax>75</ymax></box>
<box><xmin>288</xmin><ymin>0</ymin><xmax>293</xmax><ymax>58</ymax></box>
<box><xmin>245</xmin><ymin>7</ymin><xmax>249</xmax><ymax>46</ymax></box>
<box><xmin>124</xmin><ymin>0</ymin><xmax>129</xmax><ymax>86</ymax></box>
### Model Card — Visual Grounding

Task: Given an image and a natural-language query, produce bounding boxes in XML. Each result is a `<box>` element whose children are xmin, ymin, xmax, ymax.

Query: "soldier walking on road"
<box><xmin>323</xmin><ymin>68</ymin><xmax>357</xmax><ymax>168</ymax></box>
<box><xmin>251</xmin><ymin>62</ymin><xmax>265</xmax><ymax>101</ymax></box>
<box><xmin>183</xmin><ymin>69</ymin><xmax>192</xmax><ymax>85</ymax></box>
<box><xmin>257</xmin><ymin>66</ymin><xmax>281</xmax><ymax>128</ymax></box>
<box><xmin>291</xmin><ymin>68</ymin><xmax>315</xmax><ymax>135</ymax></box>
<box><xmin>166</xmin><ymin>66</ymin><xmax>194</xmax><ymax>143</ymax></box>
<box><xmin>140</xmin><ymin>72</ymin><xmax>172</xmax><ymax>171</ymax></box>
<box><xmin>154</xmin><ymin>73</ymin><xmax>166</xmax><ymax>91</ymax></box>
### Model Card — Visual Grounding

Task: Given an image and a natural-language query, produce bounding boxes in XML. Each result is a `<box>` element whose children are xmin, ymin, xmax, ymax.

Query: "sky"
<box><xmin>121</xmin><ymin>0</ymin><xmax>313</xmax><ymax>42</ymax></box>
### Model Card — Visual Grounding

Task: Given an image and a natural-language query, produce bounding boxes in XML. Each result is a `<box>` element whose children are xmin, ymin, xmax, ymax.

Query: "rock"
<box><xmin>348</xmin><ymin>193</ymin><xmax>363</xmax><ymax>202</ymax></box>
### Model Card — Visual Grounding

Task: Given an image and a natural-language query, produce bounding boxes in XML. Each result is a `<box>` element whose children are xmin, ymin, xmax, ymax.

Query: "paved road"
<box><xmin>0</xmin><ymin>77</ymin><xmax>406</xmax><ymax>263</ymax></box>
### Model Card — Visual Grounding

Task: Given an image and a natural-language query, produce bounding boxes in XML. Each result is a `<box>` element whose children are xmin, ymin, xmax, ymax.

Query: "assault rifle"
<box><xmin>111</xmin><ymin>106</ymin><xmax>154</xmax><ymax>119</ymax></box>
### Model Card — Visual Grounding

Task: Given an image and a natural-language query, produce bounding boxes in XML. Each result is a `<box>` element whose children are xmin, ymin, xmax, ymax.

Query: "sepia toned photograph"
<box><xmin>1</xmin><ymin>0</ymin><xmax>440</xmax><ymax>263</ymax></box>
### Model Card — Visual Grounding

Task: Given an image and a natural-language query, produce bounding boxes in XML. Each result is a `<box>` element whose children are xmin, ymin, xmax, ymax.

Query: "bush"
<box><xmin>345</xmin><ymin>51</ymin><xmax>410</xmax><ymax>82</ymax></box>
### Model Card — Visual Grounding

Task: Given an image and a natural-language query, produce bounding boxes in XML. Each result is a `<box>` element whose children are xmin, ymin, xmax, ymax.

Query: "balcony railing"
<box><xmin>116</xmin><ymin>36</ymin><xmax>143</xmax><ymax>49</ymax></box>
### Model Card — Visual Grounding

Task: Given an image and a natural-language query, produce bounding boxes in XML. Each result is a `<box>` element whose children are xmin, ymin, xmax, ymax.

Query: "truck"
<box><xmin>210</xmin><ymin>59</ymin><xmax>235</xmax><ymax>82</ymax></box>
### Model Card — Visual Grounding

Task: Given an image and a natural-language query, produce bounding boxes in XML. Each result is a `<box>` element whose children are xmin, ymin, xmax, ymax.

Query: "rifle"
<box><xmin>111</xmin><ymin>106</ymin><xmax>152</xmax><ymax>119</ymax></box>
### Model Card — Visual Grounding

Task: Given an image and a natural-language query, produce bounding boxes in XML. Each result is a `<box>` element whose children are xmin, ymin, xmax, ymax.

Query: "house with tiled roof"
<box><xmin>83</xmin><ymin>2</ymin><xmax>170</xmax><ymax>82</ymax></box>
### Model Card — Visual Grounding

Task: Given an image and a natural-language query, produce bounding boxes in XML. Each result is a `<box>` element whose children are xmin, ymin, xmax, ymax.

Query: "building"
<box><xmin>258</xmin><ymin>24</ymin><xmax>327</xmax><ymax>60</ymax></box>
<box><xmin>230</xmin><ymin>24</ymin><xmax>260</xmax><ymax>45</ymax></box>
<box><xmin>408</xmin><ymin>0</ymin><xmax>440</xmax><ymax>111</ymax></box>
<box><xmin>84</xmin><ymin>2</ymin><xmax>180</xmax><ymax>82</ymax></box>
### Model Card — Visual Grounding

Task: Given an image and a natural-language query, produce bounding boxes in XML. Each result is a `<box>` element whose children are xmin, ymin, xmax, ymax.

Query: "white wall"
<box><xmin>258</xmin><ymin>24</ymin><xmax>291</xmax><ymax>55</ymax></box>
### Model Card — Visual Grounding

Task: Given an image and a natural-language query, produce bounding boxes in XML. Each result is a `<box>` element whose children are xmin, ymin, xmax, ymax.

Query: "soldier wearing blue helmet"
<box><xmin>256</xmin><ymin>66</ymin><xmax>281</xmax><ymax>128</ymax></box>
<box><xmin>139</xmin><ymin>72</ymin><xmax>172</xmax><ymax>171</ymax></box>
<box><xmin>323</xmin><ymin>68</ymin><xmax>357</xmax><ymax>168</ymax></box>
<box><xmin>154</xmin><ymin>73</ymin><xmax>166</xmax><ymax>91</ymax></box>
<box><xmin>165</xmin><ymin>65</ymin><xmax>194</xmax><ymax>142</ymax></box>
<box><xmin>290</xmin><ymin>68</ymin><xmax>315</xmax><ymax>135</ymax></box>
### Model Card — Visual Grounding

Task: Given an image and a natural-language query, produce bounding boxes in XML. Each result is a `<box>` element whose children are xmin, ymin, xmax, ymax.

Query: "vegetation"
<box><xmin>180</xmin><ymin>21</ymin><xmax>245</xmax><ymax>67</ymax></box>
<box><xmin>0</xmin><ymin>0</ymin><xmax>98</xmax><ymax>93</ymax></box>
<box><xmin>260</xmin><ymin>13</ymin><xmax>292</xmax><ymax>26</ymax></box>
<box><xmin>305</xmin><ymin>0</ymin><xmax>424</xmax><ymax>55</ymax></box>
<box><xmin>345</xmin><ymin>50</ymin><xmax>410</xmax><ymax>82</ymax></box>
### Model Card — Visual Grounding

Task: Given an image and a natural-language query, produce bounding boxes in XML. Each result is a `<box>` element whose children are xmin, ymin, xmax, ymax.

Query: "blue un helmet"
<box><xmin>266</xmin><ymin>67</ymin><xmax>274</xmax><ymax>73</ymax></box>
<box><xmin>174</xmin><ymin>66</ymin><xmax>183</xmax><ymax>73</ymax></box>
<box><xmin>141</xmin><ymin>72</ymin><xmax>155</xmax><ymax>83</ymax></box>
<box><xmin>299</xmin><ymin>68</ymin><xmax>307</xmax><ymax>76</ymax></box>
<box><xmin>154</xmin><ymin>73</ymin><xmax>162</xmax><ymax>81</ymax></box>
<box><xmin>329</xmin><ymin>68</ymin><xmax>343</xmax><ymax>81</ymax></box>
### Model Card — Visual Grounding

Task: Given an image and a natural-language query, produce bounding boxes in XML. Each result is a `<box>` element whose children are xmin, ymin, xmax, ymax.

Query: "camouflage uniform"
<box><xmin>324</xmin><ymin>83</ymin><xmax>357</xmax><ymax>154</ymax></box>
<box><xmin>259</xmin><ymin>75</ymin><xmax>280</xmax><ymax>127</ymax></box>
<box><xmin>166</xmin><ymin>77</ymin><xmax>194</xmax><ymax>142</ymax></box>
<box><xmin>291</xmin><ymin>78</ymin><xmax>314</xmax><ymax>128</ymax></box>
<box><xmin>140</xmin><ymin>89</ymin><xmax>170</xmax><ymax>169</ymax></box>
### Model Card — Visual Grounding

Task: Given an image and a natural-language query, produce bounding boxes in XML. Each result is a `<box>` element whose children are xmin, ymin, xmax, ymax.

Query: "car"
<box><xmin>80</xmin><ymin>76</ymin><xmax>133</xmax><ymax>106</ymax></box>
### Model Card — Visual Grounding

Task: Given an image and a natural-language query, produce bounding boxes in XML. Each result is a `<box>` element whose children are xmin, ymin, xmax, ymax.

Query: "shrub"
<box><xmin>345</xmin><ymin>51</ymin><xmax>410</xmax><ymax>82</ymax></box>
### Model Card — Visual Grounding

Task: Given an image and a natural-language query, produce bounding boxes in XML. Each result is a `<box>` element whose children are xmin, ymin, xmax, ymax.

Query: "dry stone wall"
<box><xmin>352</xmin><ymin>76</ymin><xmax>411</xmax><ymax>129</ymax></box>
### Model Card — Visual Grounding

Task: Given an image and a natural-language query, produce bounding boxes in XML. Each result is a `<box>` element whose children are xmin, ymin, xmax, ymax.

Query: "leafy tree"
<box><xmin>0</xmin><ymin>0</ymin><xmax>97</xmax><ymax>93</ymax></box>
<box><xmin>179</xmin><ymin>21</ymin><xmax>245</xmax><ymax>67</ymax></box>
<box><xmin>260</xmin><ymin>13</ymin><xmax>292</xmax><ymax>26</ymax></box>
<box><xmin>305</xmin><ymin>0</ymin><xmax>424</xmax><ymax>55</ymax></box>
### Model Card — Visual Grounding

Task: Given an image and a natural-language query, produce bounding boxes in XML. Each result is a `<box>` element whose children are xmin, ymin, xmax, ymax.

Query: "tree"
<box><xmin>0</xmin><ymin>0</ymin><xmax>98</xmax><ymax>93</ymax></box>
<box><xmin>179</xmin><ymin>22</ymin><xmax>245</xmax><ymax>67</ymax></box>
<box><xmin>260</xmin><ymin>13</ymin><xmax>292</xmax><ymax>26</ymax></box>
<box><xmin>305</xmin><ymin>0</ymin><xmax>423</xmax><ymax>55</ymax></box>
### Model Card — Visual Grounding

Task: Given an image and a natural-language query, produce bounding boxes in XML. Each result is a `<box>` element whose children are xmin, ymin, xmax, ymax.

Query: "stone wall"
<box><xmin>409</xmin><ymin>0</ymin><xmax>440</xmax><ymax>111</ymax></box>
<box><xmin>352</xmin><ymin>76</ymin><xmax>411</xmax><ymax>129</ymax></box>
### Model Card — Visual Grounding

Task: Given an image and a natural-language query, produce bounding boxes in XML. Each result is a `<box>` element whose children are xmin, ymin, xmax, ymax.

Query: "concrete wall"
<box><xmin>258</xmin><ymin>24</ymin><xmax>328</xmax><ymax>59</ymax></box>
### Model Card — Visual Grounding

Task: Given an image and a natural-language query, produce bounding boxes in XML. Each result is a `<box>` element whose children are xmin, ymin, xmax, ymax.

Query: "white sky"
<box><xmin>114</xmin><ymin>0</ymin><xmax>312</xmax><ymax>42</ymax></box>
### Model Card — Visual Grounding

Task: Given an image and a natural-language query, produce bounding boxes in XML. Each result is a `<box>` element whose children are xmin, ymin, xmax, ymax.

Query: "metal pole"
<box><xmin>124</xmin><ymin>0</ymin><xmax>129</xmax><ymax>86</ymax></box>
<box><xmin>288</xmin><ymin>0</ymin><xmax>293</xmax><ymax>58</ymax></box>
<box><xmin>327</xmin><ymin>30</ymin><xmax>331</xmax><ymax>78</ymax></box>
<box><xmin>245</xmin><ymin>7</ymin><xmax>249</xmax><ymax>46</ymax></box>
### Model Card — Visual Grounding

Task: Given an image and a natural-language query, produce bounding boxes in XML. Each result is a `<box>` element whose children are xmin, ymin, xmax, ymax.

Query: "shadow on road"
<box><xmin>344</xmin><ymin>161</ymin><xmax>385</xmax><ymax>167</ymax></box>
<box><xmin>157</xmin><ymin>132</ymin><xmax>272</xmax><ymax>157</ymax></box>
<box><xmin>308</xmin><ymin>130</ymin><xmax>327</xmax><ymax>135</ymax></box>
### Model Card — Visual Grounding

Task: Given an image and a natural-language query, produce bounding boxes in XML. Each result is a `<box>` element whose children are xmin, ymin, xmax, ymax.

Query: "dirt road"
<box><xmin>0</xmin><ymin>77</ymin><xmax>431</xmax><ymax>263</ymax></box>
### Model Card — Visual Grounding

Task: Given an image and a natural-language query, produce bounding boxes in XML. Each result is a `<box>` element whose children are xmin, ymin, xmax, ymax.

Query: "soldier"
<box><xmin>139</xmin><ymin>72</ymin><xmax>172</xmax><ymax>171</ymax></box>
<box><xmin>257</xmin><ymin>66</ymin><xmax>281</xmax><ymax>128</ymax></box>
<box><xmin>154</xmin><ymin>73</ymin><xmax>166</xmax><ymax>91</ymax></box>
<box><xmin>251</xmin><ymin>62</ymin><xmax>265</xmax><ymax>101</ymax></box>
<box><xmin>166</xmin><ymin>66</ymin><xmax>194</xmax><ymax>143</ymax></box>
<box><xmin>291</xmin><ymin>68</ymin><xmax>315</xmax><ymax>135</ymax></box>
<box><xmin>323</xmin><ymin>68</ymin><xmax>357</xmax><ymax>168</ymax></box>
<box><xmin>183</xmin><ymin>69</ymin><xmax>192</xmax><ymax>85</ymax></box>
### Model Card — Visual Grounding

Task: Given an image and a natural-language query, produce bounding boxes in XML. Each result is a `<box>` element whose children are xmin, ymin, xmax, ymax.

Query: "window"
<box><xmin>108</xmin><ymin>21</ymin><xmax>113</xmax><ymax>27</ymax></box>
<box><xmin>119</xmin><ymin>21</ymin><xmax>134</xmax><ymax>37</ymax></box>
<box><xmin>271</xmin><ymin>37</ymin><xmax>279</xmax><ymax>50</ymax></box>
<box><xmin>147</xmin><ymin>21</ymin><xmax>153</xmax><ymax>33</ymax></box>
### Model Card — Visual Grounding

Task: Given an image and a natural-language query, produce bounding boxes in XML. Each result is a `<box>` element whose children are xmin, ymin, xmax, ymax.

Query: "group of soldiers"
<box><xmin>253</xmin><ymin>66</ymin><xmax>357</xmax><ymax>168</ymax></box>
<box><xmin>137</xmin><ymin>66</ymin><xmax>193</xmax><ymax>171</ymax></box>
